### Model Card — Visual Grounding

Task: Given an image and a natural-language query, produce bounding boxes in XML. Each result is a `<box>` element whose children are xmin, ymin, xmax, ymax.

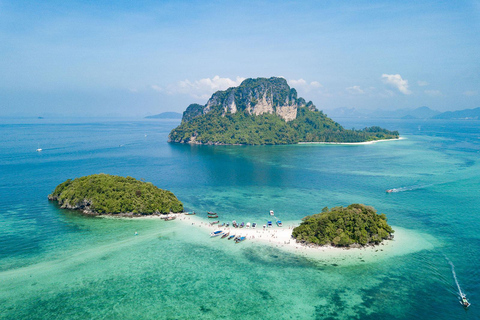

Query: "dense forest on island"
<box><xmin>292</xmin><ymin>204</ymin><xmax>394</xmax><ymax>247</ymax></box>
<box><xmin>169</xmin><ymin>77</ymin><xmax>399</xmax><ymax>145</ymax></box>
<box><xmin>48</xmin><ymin>174</ymin><xmax>183</xmax><ymax>214</ymax></box>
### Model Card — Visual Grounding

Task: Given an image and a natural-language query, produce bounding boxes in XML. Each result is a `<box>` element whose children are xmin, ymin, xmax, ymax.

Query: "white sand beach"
<box><xmin>298</xmin><ymin>136</ymin><xmax>406</xmax><ymax>145</ymax></box>
<box><xmin>174</xmin><ymin>213</ymin><xmax>436</xmax><ymax>264</ymax></box>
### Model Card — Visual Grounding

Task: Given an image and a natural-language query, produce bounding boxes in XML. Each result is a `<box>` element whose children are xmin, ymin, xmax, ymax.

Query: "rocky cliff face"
<box><xmin>182</xmin><ymin>77</ymin><xmax>316</xmax><ymax>123</ymax></box>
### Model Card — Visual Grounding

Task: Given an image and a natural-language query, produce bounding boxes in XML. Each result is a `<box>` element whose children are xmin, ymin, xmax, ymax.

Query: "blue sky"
<box><xmin>0</xmin><ymin>0</ymin><xmax>479</xmax><ymax>117</ymax></box>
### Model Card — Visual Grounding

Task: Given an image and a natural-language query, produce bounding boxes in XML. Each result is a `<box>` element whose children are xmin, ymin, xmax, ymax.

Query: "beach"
<box><xmin>298</xmin><ymin>136</ymin><xmax>406</xmax><ymax>145</ymax></box>
<box><xmin>173</xmin><ymin>213</ymin><xmax>436</xmax><ymax>265</ymax></box>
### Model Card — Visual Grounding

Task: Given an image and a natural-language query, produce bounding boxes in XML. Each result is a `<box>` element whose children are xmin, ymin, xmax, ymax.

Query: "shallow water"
<box><xmin>0</xmin><ymin>117</ymin><xmax>479</xmax><ymax>319</ymax></box>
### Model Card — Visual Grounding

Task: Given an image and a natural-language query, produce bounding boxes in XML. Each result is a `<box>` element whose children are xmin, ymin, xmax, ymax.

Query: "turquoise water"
<box><xmin>1</xmin><ymin>118</ymin><xmax>479</xmax><ymax>319</ymax></box>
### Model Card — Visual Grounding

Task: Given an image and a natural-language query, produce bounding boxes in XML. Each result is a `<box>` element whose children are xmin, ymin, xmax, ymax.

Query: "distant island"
<box><xmin>292</xmin><ymin>204</ymin><xmax>394</xmax><ymax>247</ymax></box>
<box><xmin>145</xmin><ymin>112</ymin><xmax>183</xmax><ymax>119</ymax></box>
<box><xmin>169</xmin><ymin>77</ymin><xmax>399</xmax><ymax>145</ymax></box>
<box><xmin>326</xmin><ymin>106</ymin><xmax>480</xmax><ymax>120</ymax></box>
<box><xmin>432</xmin><ymin>107</ymin><xmax>480</xmax><ymax>120</ymax></box>
<box><xmin>48</xmin><ymin>174</ymin><xmax>183</xmax><ymax>215</ymax></box>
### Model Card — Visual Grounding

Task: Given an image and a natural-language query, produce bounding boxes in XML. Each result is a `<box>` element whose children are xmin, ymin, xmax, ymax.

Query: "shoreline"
<box><xmin>170</xmin><ymin>213</ymin><xmax>435</xmax><ymax>264</ymax></box>
<box><xmin>298</xmin><ymin>136</ymin><xmax>405</xmax><ymax>145</ymax></box>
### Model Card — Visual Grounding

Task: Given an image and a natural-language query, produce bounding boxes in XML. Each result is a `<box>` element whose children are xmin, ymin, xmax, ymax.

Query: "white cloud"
<box><xmin>152</xmin><ymin>76</ymin><xmax>245</xmax><ymax>99</ymax></box>
<box><xmin>288</xmin><ymin>78</ymin><xmax>323</xmax><ymax>92</ymax></box>
<box><xmin>424</xmin><ymin>89</ymin><xmax>442</xmax><ymax>97</ymax></box>
<box><xmin>463</xmin><ymin>90</ymin><xmax>478</xmax><ymax>96</ymax></box>
<box><xmin>381</xmin><ymin>74</ymin><xmax>412</xmax><ymax>95</ymax></box>
<box><xmin>151</xmin><ymin>85</ymin><xmax>162</xmax><ymax>92</ymax></box>
<box><xmin>417</xmin><ymin>80</ymin><xmax>429</xmax><ymax>87</ymax></box>
<box><xmin>346</xmin><ymin>86</ymin><xmax>365</xmax><ymax>94</ymax></box>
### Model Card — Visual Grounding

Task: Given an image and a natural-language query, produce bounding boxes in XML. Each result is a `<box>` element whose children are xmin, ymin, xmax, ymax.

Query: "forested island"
<box><xmin>292</xmin><ymin>204</ymin><xmax>394</xmax><ymax>247</ymax></box>
<box><xmin>169</xmin><ymin>77</ymin><xmax>399</xmax><ymax>145</ymax></box>
<box><xmin>48</xmin><ymin>174</ymin><xmax>183</xmax><ymax>215</ymax></box>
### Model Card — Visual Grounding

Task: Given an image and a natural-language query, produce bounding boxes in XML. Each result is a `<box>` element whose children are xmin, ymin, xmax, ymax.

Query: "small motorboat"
<box><xmin>270</xmin><ymin>210</ymin><xmax>274</xmax><ymax>216</ymax></box>
<box><xmin>36</xmin><ymin>148</ymin><xmax>42</xmax><ymax>152</ymax></box>
<box><xmin>276</xmin><ymin>220</ymin><xmax>283</xmax><ymax>227</ymax></box>
<box><xmin>228</xmin><ymin>235</ymin><xmax>235</xmax><ymax>240</ymax></box>
<box><xmin>235</xmin><ymin>236</ymin><xmax>246</xmax><ymax>243</ymax></box>
<box><xmin>221</xmin><ymin>232</ymin><xmax>230</xmax><ymax>239</ymax></box>
<box><xmin>267</xmin><ymin>221</ymin><xmax>273</xmax><ymax>228</ymax></box>
<box><xmin>460</xmin><ymin>295</ymin><xmax>471</xmax><ymax>308</ymax></box>
<box><xmin>386</xmin><ymin>189</ymin><xmax>395</xmax><ymax>193</ymax></box>
<box><xmin>210</xmin><ymin>220</ymin><xmax>220</xmax><ymax>225</ymax></box>
<box><xmin>239</xmin><ymin>222</ymin><xmax>244</xmax><ymax>228</ymax></box>
<box><xmin>208</xmin><ymin>215</ymin><xmax>219</xmax><ymax>218</ymax></box>
<box><xmin>184</xmin><ymin>211</ymin><xmax>196</xmax><ymax>215</ymax></box>
<box><xmin>210</xmin><ymin>230</ymin><xmax>223</xmax><ymax>237</ymax></box>
<box><xmin>246</xmin><ymin>222</ymin><xmax>251</xmax><ymax>229</ymax></box>
<box><xmin>252</xmin><ymin>222</ymin><xmax>257</xmax><ymax>229</ymax></box>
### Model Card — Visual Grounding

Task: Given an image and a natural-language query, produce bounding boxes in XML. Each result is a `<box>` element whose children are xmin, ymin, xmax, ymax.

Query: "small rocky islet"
<box><xmin>48</xmin><ymin>174</ymin><xmax>183</xmax><ymax>216</ymax></box>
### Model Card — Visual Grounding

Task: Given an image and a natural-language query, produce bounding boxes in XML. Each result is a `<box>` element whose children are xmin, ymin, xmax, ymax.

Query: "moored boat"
<box><xmin>267</xmin><ymin>221</ymin><xmax>272</xmax><ymax>227</ymax></box>
<box><xmin>235</xmin><ymin>236</ymin><xmax>246</xmax><ymax>243</ymax></box>
<box><xmin>239</xmin><ymin>222</ymin><xmax>245</xmax><ymax>228</ymax></box>
<box><xmin>228</xmin><ymin>235</ymin><xmax>235</xmax><ymax>240</ymax></box>
<box><xmin>210</xmin><ymin>230</ymin><xmax>223</xmax><ymax>237</ymax></box>
<box><xmin>270</xmin><ymin>210</ymin><xmax>274</xmax><ymax>216</ymax></box>
<box><xmin>232</xmin><ymin>220</ymin><xmax>238</xmax><ymax>228</ymax></box>
<box><xmin>219</xmin><ymin>222</ymin><xmax>225</xmax><ymax>227</ymax></box>
<box><xmin>276</xmin><ymin>220</ymin><xmax>283</xmax><ymax>227</ymax></box>
<box><xmin>210</xmin><ymin>220</ymin><xmax>220</xmax><ymax>225</ymax></box>
<box><xmin>184</xmin><ymin>211</ymin><xmax>196</xmax><ymax>215</ymax></box>
<box><xmin>252</xmin><ymin>222</ymin><xmax>257</xmax><ymax>228</ymax></box>
<box><xmin>208</xmin><ymin>215</ymin><xmax>218</xmax><ymax>218</ymax></box>
<box><xmin>225</xmin><ymin>223</ymin><xmax>229</xmax><ymax>227</ymax></box>
<box><xmin>246</xmin><ymin>222</ymin><xmax>251</xmax><ymax>229</ymax></box>
<box><xmin>221</xmin><ymin>232</ymin><xmax>230</xmax><ymax>239</ymax></box>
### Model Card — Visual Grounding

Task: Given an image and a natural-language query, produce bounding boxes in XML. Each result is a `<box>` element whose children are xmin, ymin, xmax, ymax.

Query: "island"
<box><xmin>292</xmin><ymin>204</ymin><xmax>394</xmax><ymax>247</ymax></box>
<box><xmin>48</xmin><ymin>174</ymin><xmax>183</xmax><ymax>215</ymax></box>
<box><xmin>169</xmin><ymin>77</ymin><xmax>399</xmax><ymax>145</ymax></box>
<box><xmin>145</xmin><ymin>112</ymin><xmax>183</xmax><ymax>119</ymax></box>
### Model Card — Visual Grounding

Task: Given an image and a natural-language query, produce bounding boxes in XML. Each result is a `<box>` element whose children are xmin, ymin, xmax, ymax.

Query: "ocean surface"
<box><xmin>0</xmin><ymin>117</ymin><xmax>479</xmax><ymax>319</ymax></box>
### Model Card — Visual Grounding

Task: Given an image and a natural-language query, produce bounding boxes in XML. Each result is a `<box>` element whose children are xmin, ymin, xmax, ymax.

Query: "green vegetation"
<box><xmin>292</xmin><ymin>204</ymin><xmax>394</xmax><ymax>247</ymax></box>
<box><xmin>48</xmin><ymin>174</ymin><xmax>183</xmax><ymax>214</ymax></box>
<box><xmin>169</xmin><ymin>107</ymin><xmax>399</xmax><ymax>145</ymax></box>
<box><xmin>169</xmin><ymin>77</ymin><xmax>399</xmax><ymax>145</ymax></box>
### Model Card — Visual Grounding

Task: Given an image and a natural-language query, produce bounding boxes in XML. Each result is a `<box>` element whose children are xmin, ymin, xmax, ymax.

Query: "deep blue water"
<box><xmin>0</xmin><ymin>117</ymin><xmax>479</xmax><ymax>319</ymax></box>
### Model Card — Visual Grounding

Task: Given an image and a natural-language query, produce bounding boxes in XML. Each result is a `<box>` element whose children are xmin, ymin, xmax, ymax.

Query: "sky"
<box><xmin>0</xmin><ymin>0</ymin><xmax>479</xmax><ymax>117</ymax></box>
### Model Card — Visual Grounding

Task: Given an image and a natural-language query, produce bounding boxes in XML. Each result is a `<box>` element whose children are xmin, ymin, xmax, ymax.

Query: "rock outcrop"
<box><xmin>181</xmin><ymin>77</ymin><xmax>316</xmax><ymax>123</ymax></box>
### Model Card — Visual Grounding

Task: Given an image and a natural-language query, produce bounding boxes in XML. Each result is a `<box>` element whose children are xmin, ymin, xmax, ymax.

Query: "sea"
<box><xmin>0</xmin><ymin>117</ymin><xmax>479</xmax><ymax>319</ymax></box>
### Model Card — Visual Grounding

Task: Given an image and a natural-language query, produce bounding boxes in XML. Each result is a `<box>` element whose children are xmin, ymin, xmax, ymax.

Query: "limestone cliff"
<box><xmin>181</xmin><ymin>77</ymin><xmax>316</xmax><ymax>123</ymax></box>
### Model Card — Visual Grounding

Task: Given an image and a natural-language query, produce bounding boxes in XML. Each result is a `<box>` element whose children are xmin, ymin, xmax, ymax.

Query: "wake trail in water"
<box><xmin>386</xmin><ymin>184</ymin><xmax>432</xmax><ymax>193</ymax></box>
<box><xmin>445</xmin><ymin>256</ymin><xmax>465</xmax><ymax>298</ymax></box>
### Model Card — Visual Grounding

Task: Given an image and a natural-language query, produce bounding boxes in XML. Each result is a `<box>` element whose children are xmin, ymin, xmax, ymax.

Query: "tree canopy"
<box><xmin>48</xmin><ymin>174</ymin><xmax>183</xmax><ymax>214</ymax></box>
<box><xmin>292</xmin><ymin>204</ymin><xmax>394</xmax><ymax>247</ymax></box>
<box><xmin>169</xmin><ymin>107</ymin><xmax>399</xmax><ymax>145</ymax></box>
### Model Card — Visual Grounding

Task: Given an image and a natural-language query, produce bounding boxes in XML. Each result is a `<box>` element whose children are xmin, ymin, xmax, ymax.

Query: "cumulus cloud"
<box><xmin>288</xmin><ymin>79</ymin><xmax>323</xmax><ymax>92</ymax></box>
<box><xmin>424</xmin><ymin>89</ymin><xmax>442</xmax><ymax>97</ymax></box>
<box><xmin>152</xmin><ymin>76</ymin><xmax>245</xmax><ymax>99</ymax></box>
<box><xmin>381</xmin><ymin>74</ymin><xmax>411</xmax><ymax>95</ymax></box>
<box><xmin>346</xmin><ymin>86</ymin><xmax>365</xmax><ymax>94</ymax></box>
<box><xmin>463</xmin><ymin>90</ymin><xmax>478</xmax><ymax>96</ymax></box>
<box><xmin>417</xmin><ymin>80</ymin><xmax>429</xmax><ymax>87</ymax></box>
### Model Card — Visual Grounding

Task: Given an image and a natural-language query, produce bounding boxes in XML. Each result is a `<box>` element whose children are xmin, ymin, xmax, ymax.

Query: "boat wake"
<box><xmin>385</xmin><ymin>184</ymin><xmax>430</xmax><ymax>193</ymax></box>
<box><xmin>445</xmin><ymin>256</ymin><xmax>470</xmax><ymax>307</ymax></box>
